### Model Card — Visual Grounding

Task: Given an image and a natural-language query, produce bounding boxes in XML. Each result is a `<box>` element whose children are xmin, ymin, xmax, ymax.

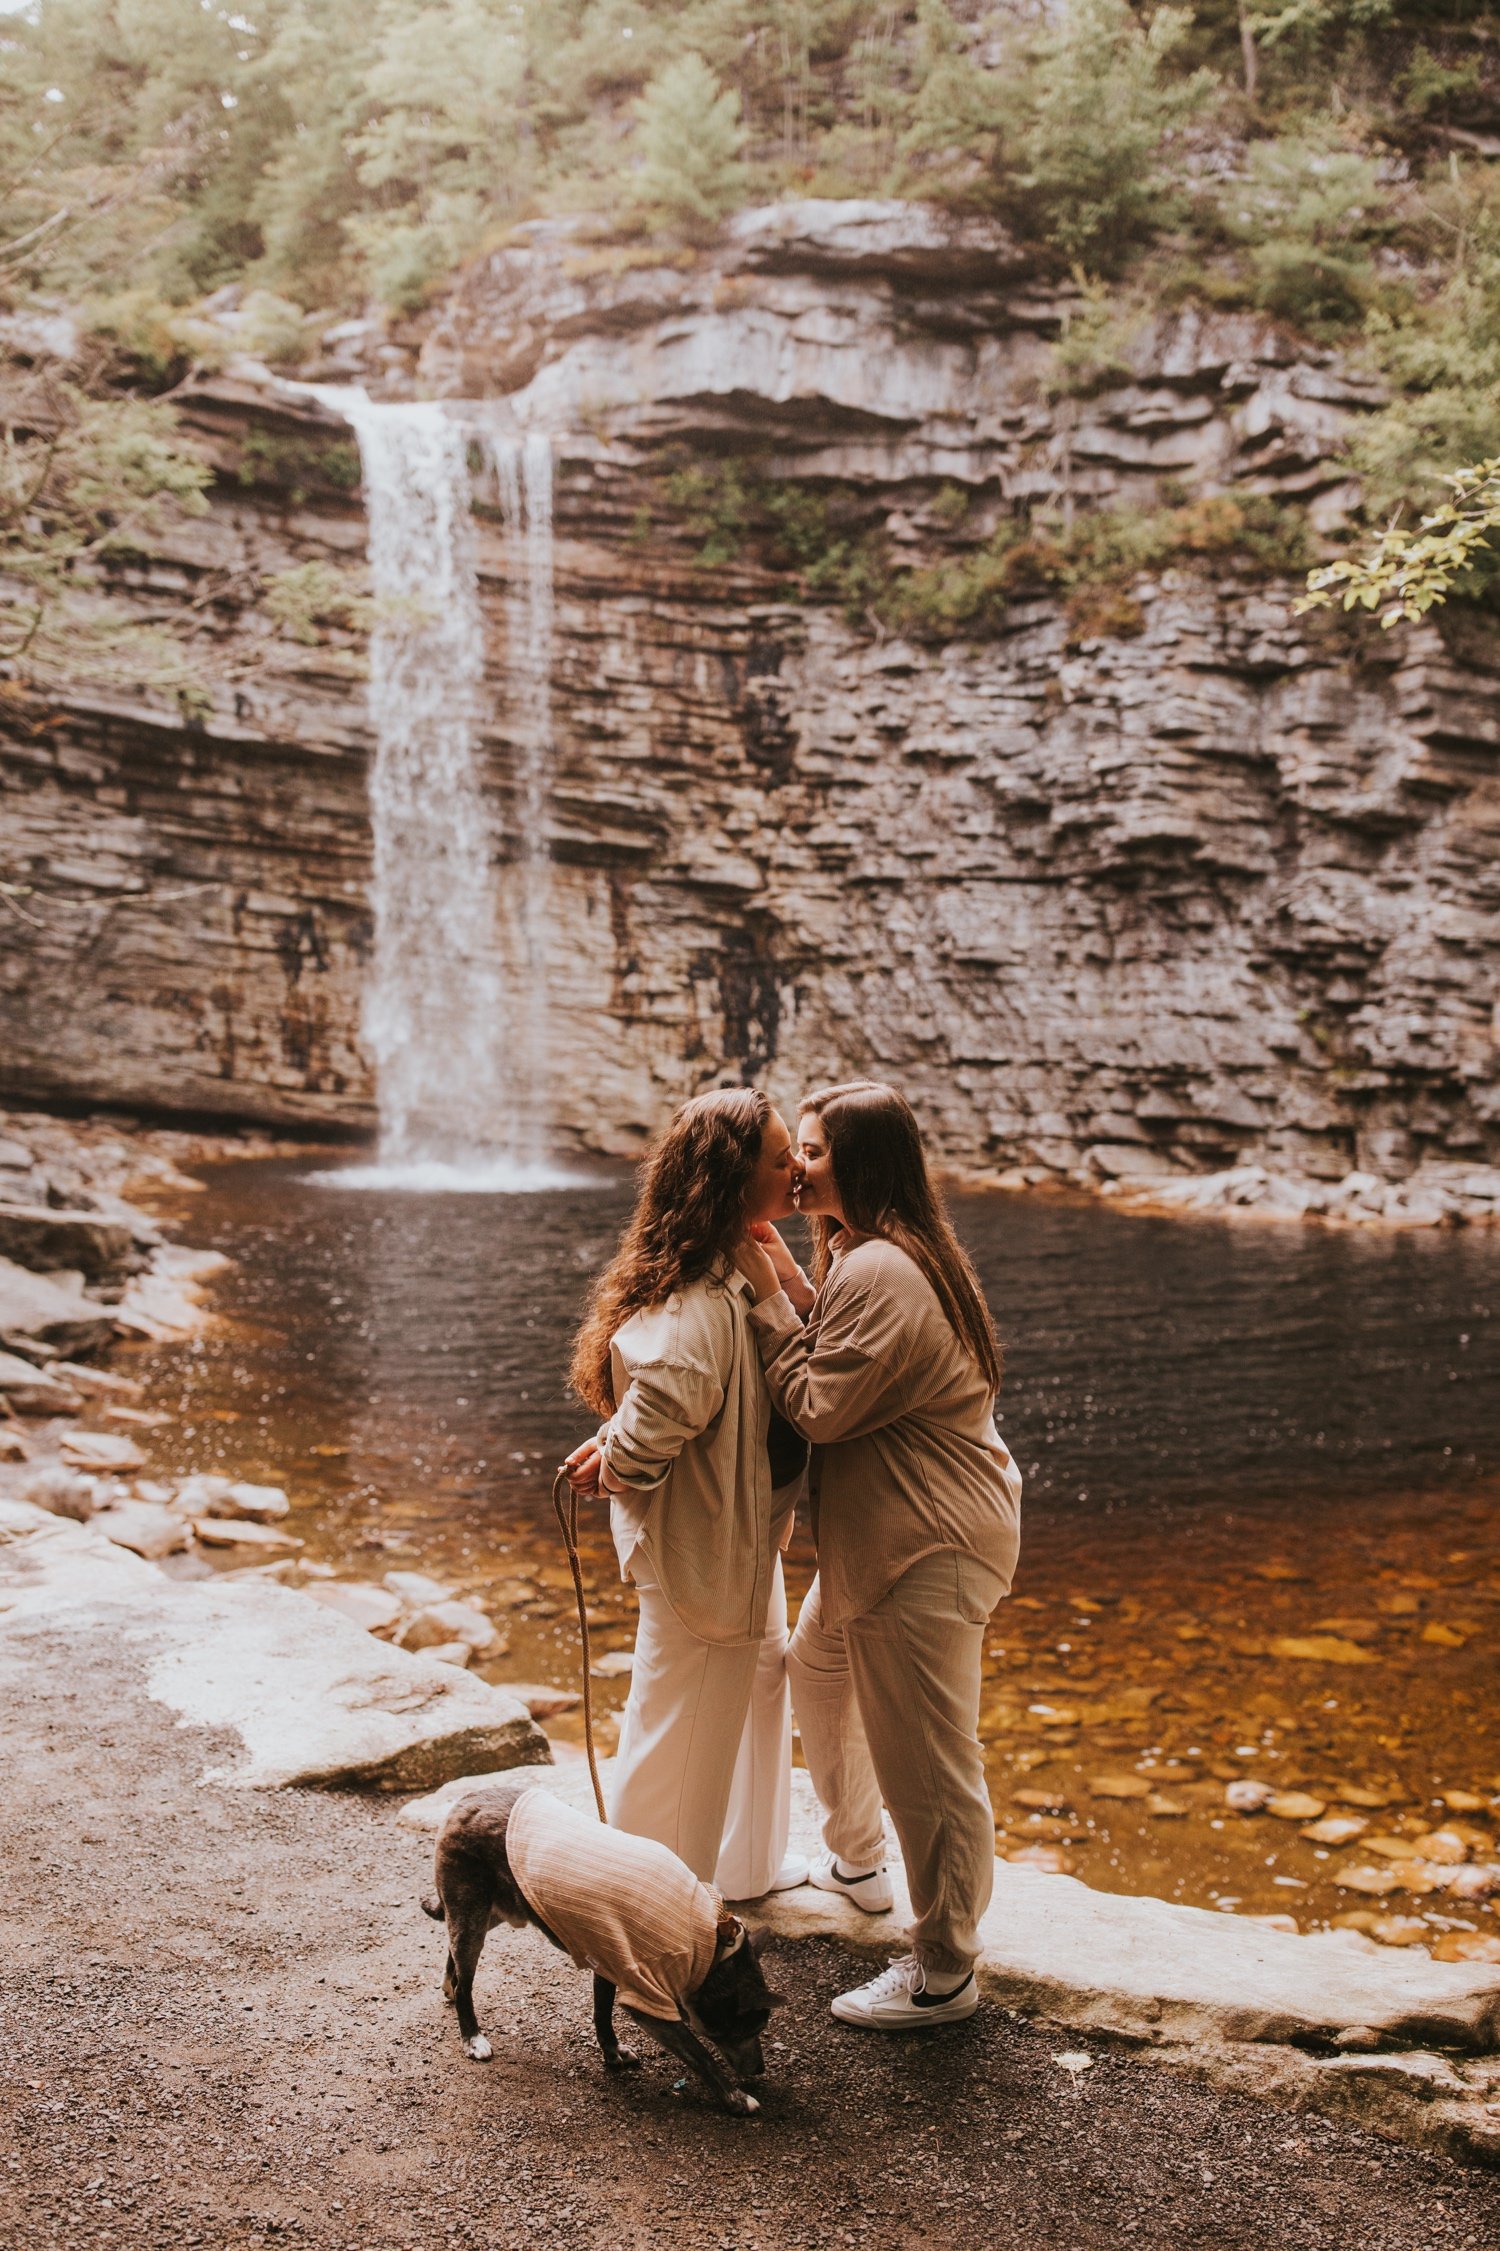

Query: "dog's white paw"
<box><xmin>726</xmin><ymin>2089</ymin><xmax>760</xmax><ymax>2116</ymax></box>
<box><xmin>463</xmin><ymin>2035</ymin><xmax>493</xmax><ymax>2062</ymax></box>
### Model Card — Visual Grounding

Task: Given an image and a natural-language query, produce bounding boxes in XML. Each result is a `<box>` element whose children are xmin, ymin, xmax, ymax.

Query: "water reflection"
<box><xmin>139</xmin><ymin>1159</ymin><xmax>1500</xmax><ymax>1932</ymax></box>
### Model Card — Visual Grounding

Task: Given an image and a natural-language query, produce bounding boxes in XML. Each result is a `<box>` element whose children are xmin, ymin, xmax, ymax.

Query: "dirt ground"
<box><xmin>2</xmin><ymin>1608</ymin><xmax>1497</xmax><ymax>2251</ymax></box>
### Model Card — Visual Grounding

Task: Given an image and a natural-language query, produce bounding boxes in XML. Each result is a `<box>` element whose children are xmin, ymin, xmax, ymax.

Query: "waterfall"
<box><xmin>302</xmin><ymin>387</ymin><xmax>578</xmax><ymax>1191</ymax></box>
<box><xmin>487</xmin><ymin>433</ymin><xmax>556</xmax><ymax>1172</ymax></box>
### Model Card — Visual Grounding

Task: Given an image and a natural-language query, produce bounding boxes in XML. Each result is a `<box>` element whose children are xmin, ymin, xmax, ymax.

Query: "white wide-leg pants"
<box><xmin>609</xmin><ymin>1551</ymin><xmax>792</xmax><ymax>1902</ymax></box>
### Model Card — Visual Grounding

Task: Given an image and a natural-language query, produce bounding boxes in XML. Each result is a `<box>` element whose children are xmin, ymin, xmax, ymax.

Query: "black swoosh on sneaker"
<box><xmin>832</xmin><ymin>1865</ymin><xmax>883</xmax><ymax>1885</ymax></box>
<box><xmin>910</xmin><ymin>1974</ymin><xmax>974</xmax><ymax>2009</ymax></box>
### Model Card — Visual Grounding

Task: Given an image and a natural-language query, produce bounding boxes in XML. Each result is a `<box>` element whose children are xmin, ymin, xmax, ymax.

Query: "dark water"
<box><xmin>141</xmin><ymin>1160</ymin><xmax>1500</xmax><ymax>1928</ymax></box>
<box><xmin>147</xmin><ymin>1156</ymin><xmax>1500</xmax><ymax>1530</ymax></box>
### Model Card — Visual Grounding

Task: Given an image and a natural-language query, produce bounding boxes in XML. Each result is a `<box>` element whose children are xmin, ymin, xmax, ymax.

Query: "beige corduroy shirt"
<box><xmin>597</xmin><ymin>1266</ymin><xmax>774</xmax><ymax>1646</ymax></box>
<box><xmin>749</xmin><ymin>1237</ymin><xmax>1022</xmax><ymax>1629</ymax></box>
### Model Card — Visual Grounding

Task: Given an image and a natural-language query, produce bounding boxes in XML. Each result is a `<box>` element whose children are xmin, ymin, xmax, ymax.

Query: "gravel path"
<box><xmin>2</xmin><ymin>1611</ymin><xmax>1496</xmax><ymax>2251</ymax></box>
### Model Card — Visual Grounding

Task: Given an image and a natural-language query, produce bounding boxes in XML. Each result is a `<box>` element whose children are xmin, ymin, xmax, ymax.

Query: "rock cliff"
<box><xmin>2</xmin><ymin>201</ymin><xmax>1497</xmax><ymax>1204</ymax></box>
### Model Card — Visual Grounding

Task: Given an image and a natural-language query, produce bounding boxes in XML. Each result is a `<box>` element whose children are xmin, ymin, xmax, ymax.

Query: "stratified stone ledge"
<box><xmin>0</xmin><ymin>1499</ymin><xmax>550</xmax><ymax>1790</ymax></box>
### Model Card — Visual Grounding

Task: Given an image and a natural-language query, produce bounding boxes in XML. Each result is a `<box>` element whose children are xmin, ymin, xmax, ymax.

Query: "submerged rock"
<box><xmin>94</xmin><ymin>1499</ymin><xmax>189</xmax><ymax>1561</ymax></box>
<box><xmin>399</xmin><ymin>1599</ymin><xmax>500</xmax><ymax>1654</ymax></box>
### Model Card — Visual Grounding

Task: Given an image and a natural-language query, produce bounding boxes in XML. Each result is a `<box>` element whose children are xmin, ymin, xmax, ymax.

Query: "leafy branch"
<box><xmin>1296</xmin><ymin>458</ymin><xmax>1500</xmax><ymax>628</ymax></box>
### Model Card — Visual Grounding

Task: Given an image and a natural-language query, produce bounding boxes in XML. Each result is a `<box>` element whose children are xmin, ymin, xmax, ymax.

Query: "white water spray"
<box><xmin>488</xmin><ymin>432</ymin><xmax>557</xmax><ymax>1170</ymax></box>
<box><xmin>304</xmin><ymin>389</ymin><xmax>581</xmax><ymax>1192</ymax></box>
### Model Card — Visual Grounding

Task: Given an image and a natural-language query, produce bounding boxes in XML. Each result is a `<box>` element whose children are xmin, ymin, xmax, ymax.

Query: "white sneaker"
<box><xmin>830</xmin><ymin>1954</ymin><xmax>979</xmax><ymax>2030</ymax></box>
<box><xmin>808</xmin><ymin>1849</ymin><xmax>894</xmax><ymax>1915</ymax></box>
<box><xmin>765</xmin><ymin>1852</ymin><xmax>812</xmax><ymax>1894</ymax></box>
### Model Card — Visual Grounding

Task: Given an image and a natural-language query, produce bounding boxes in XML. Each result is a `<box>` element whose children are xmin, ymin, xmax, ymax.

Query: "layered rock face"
<box><xmin>2</xmin><ymin>201</ymin><xmax>1498</xmax><ymax>1192</ymax></box>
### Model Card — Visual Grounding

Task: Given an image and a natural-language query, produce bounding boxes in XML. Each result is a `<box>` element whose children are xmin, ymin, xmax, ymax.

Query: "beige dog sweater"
<box><xmin>505</xmin><ymin>1790</ymin><xmax>723</xmax><ymax>2021</ymax></box>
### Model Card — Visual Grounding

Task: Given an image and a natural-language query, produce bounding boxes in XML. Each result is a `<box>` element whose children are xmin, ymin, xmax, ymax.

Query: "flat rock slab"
<box><xmin>0</xmin><ymin>1202</ymin><xmax>141</xmax><ymax>1281</ymax></box>
<box><xmin>0</xmin><ymin>1257</ymin><xmax>117</xmax><ymax>1357</ymax></box>
<box><xmin>0</xmin><ymin>1499</ymin><xmax>550</xmax><ymax>1790</ymax></box>
<box><xmin>518</xmin><ymin>1761</ymin><xmax>1500</xmax><ymax>2158</ymax></box>
<box><xmin>767</xmin><ymin>1777</ymin><xmax>1499</xmax><ymax>2054</ymax></box>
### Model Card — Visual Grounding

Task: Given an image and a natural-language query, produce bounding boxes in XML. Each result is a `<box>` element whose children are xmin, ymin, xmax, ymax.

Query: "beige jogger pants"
<box><xmin>609</xmin><ymin>1549</ymin><xmax>792</xmax><ymax>1902</ymax></box>
<box><xmin>788</xmin><ymin>1548</ymin><xmax>1004</xmax><ymax>1977</ymax></box>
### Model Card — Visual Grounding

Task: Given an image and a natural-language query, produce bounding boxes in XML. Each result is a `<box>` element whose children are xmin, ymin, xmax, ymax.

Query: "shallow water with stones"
<box><xmin>136</xmin><ymin>1157</ymin><xmax>1500</xmax><ymax>1944</ymax></box>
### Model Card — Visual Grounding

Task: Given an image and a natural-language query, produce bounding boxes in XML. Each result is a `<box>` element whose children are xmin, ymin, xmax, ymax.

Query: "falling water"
<box><xmin>488</xmin><ymin>432</ymin><xmax>556</xmax><ymax>1170</ymax></box>
<box><xmin>303</xmin><ymin>389</ymin><xmax>580</xmax><ymax>1191</ymax></box>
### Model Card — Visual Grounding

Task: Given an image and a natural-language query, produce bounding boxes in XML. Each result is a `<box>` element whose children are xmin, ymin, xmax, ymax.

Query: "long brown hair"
<box><xmin>801</xmin><ymin>1080</ymin><xmax>1003</xmax><ymax>1396</ymax></box>
<box><xmin>570</xmin><ymin>1087</ymin><xmax>770</xmax><ymax>1417</ymax></box>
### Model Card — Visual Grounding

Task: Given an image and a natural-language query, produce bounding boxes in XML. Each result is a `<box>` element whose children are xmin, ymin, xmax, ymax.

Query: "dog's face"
<box><xmin>686</xmin><ymin>1922</ymin><xmax>784</xmax><ymax>2080</ymax></box>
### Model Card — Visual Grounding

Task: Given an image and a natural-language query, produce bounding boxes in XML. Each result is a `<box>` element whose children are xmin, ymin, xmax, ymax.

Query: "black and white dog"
<box><xmin>421</xmin><ymin>1776</ymin><xmax>784</xmax><ymax>2115</ymax></box>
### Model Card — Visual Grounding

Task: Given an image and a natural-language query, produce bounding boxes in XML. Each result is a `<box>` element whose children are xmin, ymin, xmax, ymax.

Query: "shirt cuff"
<box><xmin>748</xmin><ymin>1287</ymin><xmax>803</xmax><ymax>1343</ymax></box>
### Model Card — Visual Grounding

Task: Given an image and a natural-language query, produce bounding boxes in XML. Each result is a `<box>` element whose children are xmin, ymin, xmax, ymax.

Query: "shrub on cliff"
<box><xmin>627</xmin><ymin>54</ymin><xmax>751</xmax><ymax>238</ymax></box>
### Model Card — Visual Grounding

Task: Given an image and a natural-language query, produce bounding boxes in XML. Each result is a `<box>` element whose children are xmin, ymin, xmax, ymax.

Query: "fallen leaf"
<box><xmin>1268</xmin><ymin>1635</ymin><xmax>1377</xmax><ymax>1666</ymax></box>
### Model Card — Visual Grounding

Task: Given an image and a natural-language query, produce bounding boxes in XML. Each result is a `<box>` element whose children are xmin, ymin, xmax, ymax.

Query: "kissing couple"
<box><xmin>564</xmin><ymin>1079</ymin><xmax>1023</xmax><ymax>2030</ymax></box>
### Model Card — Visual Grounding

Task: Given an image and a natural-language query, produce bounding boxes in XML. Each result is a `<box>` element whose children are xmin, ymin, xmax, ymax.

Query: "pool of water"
<box><xmin>137</xmin><ymin>1159</ymin><xmax>1500</xmax><ymax>1937</ymax></box>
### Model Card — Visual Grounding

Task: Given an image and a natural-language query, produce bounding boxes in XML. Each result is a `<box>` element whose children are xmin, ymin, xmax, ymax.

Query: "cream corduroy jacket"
<box><xmin>597</xmin><ymin>1266</ymin><xmax>774</xmax><ymax>1646</ymax></box>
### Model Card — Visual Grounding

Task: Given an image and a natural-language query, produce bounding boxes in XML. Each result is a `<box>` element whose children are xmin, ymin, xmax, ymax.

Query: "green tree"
<box><xmin>1010</xmin><ymin>0</ymin><xmax>1219</xmax><ymax>268</ymax></box>
<box><xmin>628</xmin><ymin>51</ymin><xmax>749</xmax><ymax>235</ymax></box>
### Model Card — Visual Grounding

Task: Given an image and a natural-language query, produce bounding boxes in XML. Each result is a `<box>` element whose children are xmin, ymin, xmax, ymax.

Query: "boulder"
<box><xmin>399</xmin><ymin>1599</ymin><xmax>500</xmax><ymax>1654</ymax></box>
<box><xmin>60</xmin><ymin>1429</ymin><xmax>146</xmax><ymax>1473</ymax></box>
<box><xmin>0</xmin><ymin>1497</ymin><xmax>550</xmax><ymax>1790</ymax></box>
<box><xmin>0</xmin><ymin>1258</ymin><xmax>117</xmax><ymax>1358</ymax></box>
<box><xmin>192</xmin><ymin>1516</ymin><xmax>303</xmax><ymax>1551</ymax></box>
<box><xmin>15</xmin><ymin>1463</ymin><xmax>96</xmax><ymax>1521</ymax></box>
<box><xmin>52</xmin><ymin>1361</ymin><xmax>144</xmax><ymax>1401</ymax></box>
<box><xmin>384</xmin><ymin>1569</ymin><xmax>456</xmax><ymax>1608</ymax></box>
<box><xmin>0</xmin><ymin>1349</ymin><xmax>82</xmax><ymax>1415</ymax></box>
<box><xmin>196</xmin><ymin>1479</ymin><xmax>291</xmax><ymax>1523</ymax></box>
<box><xmin>0</xmin><ymin>1203</ymin><xmax>142</xmax><ymax>1283</ymax></box>
<box><xmin>94</xmin><ymin>1499</ymin><xmax>189</xmax><ymax>1560</ymax></box>
<box><xmin>305</xmin><ymin>1581</ymin><xmax>403</xmax><ymax>1635</ymax></box>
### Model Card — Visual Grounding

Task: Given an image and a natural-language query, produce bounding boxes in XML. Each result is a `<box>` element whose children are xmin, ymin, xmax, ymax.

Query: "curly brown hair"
<box><xmin>569</xmin><ymin>1087</ymin><xmax>771</xmax><ymax>1418</ymax></box>
<box><xmin>801</xmin><ymin>1079</ymin><xmax>1003</xmax><ymax>1397</ymax></box>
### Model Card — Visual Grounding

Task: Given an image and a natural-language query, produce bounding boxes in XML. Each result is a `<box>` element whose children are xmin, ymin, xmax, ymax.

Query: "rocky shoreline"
<box><xmin>1</xmin><ymin>1101</ymin><xmax>1498</xmax><ymax>2171</ymax></box>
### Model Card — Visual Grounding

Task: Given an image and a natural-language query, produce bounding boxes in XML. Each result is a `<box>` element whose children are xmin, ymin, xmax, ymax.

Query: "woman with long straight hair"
<box><xmin>565</xmin><ymin>1087</ymin><xmax>809</xmax><ymax>1902</ymax></box>
<box><xmin>734</xmin><ymin>1080</ymin><xmax>1022</xmax><ymax>2027</ymax></box>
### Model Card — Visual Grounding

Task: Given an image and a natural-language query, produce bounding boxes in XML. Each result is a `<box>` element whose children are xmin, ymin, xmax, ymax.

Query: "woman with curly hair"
<box><xmin>564</xmin><ymin>1087</ymin><xmax>808</xmax><ymax>1903</ymax></box>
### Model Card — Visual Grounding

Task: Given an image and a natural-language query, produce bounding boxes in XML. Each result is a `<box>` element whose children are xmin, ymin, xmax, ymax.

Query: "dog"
<box><xmin>421</xmin><ymin>1775</ymin><xmax>784</xmax><ymax>2115</ymax></box>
